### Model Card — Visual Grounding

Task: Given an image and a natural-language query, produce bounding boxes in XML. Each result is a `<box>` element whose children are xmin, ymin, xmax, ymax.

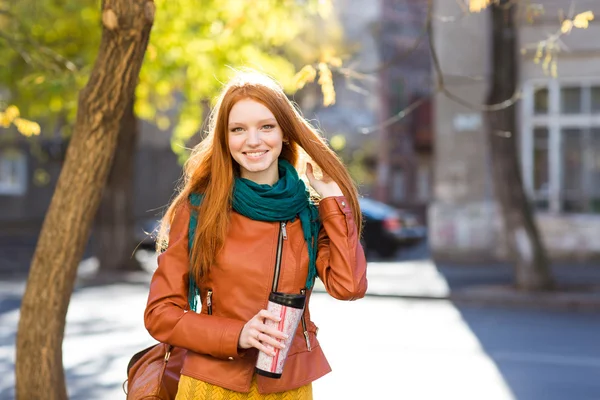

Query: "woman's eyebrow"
<box><xmin>257</xmin><ymin>118</ymin><xmax>277</xmax><ymax>123</ymax></box>
<box><xmin>228</xmin><ymin>118</ymin><xmax>276</xmax><ymax>127</ymax></box>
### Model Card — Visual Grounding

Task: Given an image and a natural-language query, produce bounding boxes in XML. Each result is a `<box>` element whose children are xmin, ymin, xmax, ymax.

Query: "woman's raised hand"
<box><xmin>238</xmin><ymin>309</ymin><xmax>288</xmax><ymax>356</ymax></box>
<box><xmin>306</xmin><ymin>162</ymin><xmax>344</xmax><ymax>198</ymax></box>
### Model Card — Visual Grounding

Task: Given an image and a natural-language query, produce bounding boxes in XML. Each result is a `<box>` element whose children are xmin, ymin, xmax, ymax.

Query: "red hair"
<box><xmin>158</xmin><ymin>71</ymin><xmax>362</xmax><ymax>284</ymax></box>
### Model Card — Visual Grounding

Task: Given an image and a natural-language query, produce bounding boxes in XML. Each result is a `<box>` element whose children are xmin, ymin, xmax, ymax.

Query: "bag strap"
<box><xmin>187</xmin><ymin>194</ymin><xmax>202</xmax><ymax>311</ymax></box>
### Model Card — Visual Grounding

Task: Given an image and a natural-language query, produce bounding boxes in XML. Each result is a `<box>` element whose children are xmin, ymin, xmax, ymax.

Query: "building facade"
<box><xmin>430</xmin><ymin>0</ymin><xmax>600</xmax><ymax>261</ymax></box>
<box><xmin>376</xmin><ymin>0</ymin><xmax>433</xmax><ymax>216</ymax></box>
<box><xmin>0</xmin><ymin>122</ymin><xmax>182</xmax><ymax>274</ymax></box>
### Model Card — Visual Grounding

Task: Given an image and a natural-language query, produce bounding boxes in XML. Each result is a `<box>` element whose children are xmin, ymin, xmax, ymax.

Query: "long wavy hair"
<box><xmin>157</xmin><ymin>71</ymin><xmax>362</xmax><ymax>284</ymax></box>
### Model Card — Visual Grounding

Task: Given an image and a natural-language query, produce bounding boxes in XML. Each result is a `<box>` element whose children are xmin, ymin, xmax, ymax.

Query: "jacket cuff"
<box><xmin>318</xmin><ymin>196</ymin><xmax>352</xmax><ymax>221</ymax></box>
<box><xmin>220</xmin><ymin>319</ymin><xmax>245</xmax><ymax>360</ymax></box>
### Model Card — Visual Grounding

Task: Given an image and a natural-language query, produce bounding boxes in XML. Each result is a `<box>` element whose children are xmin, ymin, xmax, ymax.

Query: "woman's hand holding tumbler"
<box><xmin>239</xmin><ymin>309</ymin><xmax>288</xmax><ymax>356</ymax></box>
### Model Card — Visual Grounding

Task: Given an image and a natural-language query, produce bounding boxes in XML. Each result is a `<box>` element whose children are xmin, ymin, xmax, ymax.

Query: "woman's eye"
<box><xmin>230</xmin><ymin>127</ymin><xmax>243</xmax><ymax>133</ymax></box>
<box><xmin>262</xmin><ymin>124</ymin><xmax>275</xmax><ymax>130</ymax></box>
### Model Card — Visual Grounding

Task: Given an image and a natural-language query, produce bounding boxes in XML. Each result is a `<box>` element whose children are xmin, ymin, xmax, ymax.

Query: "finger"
<box><xmin>251</xmin><ymin>337</ymin><xmax>278</xmax><ymax>356</ymax></box>
<box><xmin>261</xmin><ymin>326</ymin><xmax>289</xmax><ymax>341</ymax></box>
<box><xmin>258</xmin><ymin>309</ymin><xmax>281</xmax><ymax>323</ymax></box>
<box><xmin>257</xmin><ymin>332</ymin><xmax>285</xmax><ymax>349</ymax></box>
<box><xmin>306</xmin><ymin>162</ymin><xmax>315</xmax><ymax>182</ymax></box>
<box><xmin>257</xmin><ymin>332</ymin><xmax>286</xmax><ymax>350</ymax></box>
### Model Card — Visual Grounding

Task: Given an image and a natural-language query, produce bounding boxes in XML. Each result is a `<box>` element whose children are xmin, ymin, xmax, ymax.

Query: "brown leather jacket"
<box><xmin>144</xmin><ymin>196</ymin><xmax>367</xmax><ymax>394</ymax></box>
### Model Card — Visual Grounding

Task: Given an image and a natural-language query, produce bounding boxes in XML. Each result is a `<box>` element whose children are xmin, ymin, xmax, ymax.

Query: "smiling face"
<box><xmin>227</xmin><ymin>98</ymin><xmax>284</xmax><ymax>185</ymax></box>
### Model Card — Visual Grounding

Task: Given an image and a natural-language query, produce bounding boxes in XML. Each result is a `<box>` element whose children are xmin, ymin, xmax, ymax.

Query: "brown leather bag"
<box><xmin>124</xmin><ymin>343</ymin><xmax>186</xmax><ymax>399</ymax></box>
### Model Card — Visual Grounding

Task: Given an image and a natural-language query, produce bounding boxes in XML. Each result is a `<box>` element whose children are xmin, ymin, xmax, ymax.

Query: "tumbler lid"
<box><xmin>268</xmin><ymin>292</ymin><xmax>306</xmax><ymax>309</ymax></box>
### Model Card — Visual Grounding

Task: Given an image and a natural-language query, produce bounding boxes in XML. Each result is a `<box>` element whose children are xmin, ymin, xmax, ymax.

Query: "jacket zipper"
<box><xmin>300</xmin><ymin>288</ymin><xmax>312</xmax><ymax>351</ymax></box>
<box><xmin>272</xmin><ymin>222</ymin><xmax>287</xmax><ymax>292</ymax></box>
<box><xmin>206</xmin><ymin>289</ymin><xmax>213</xmax><ymax>315</ymax></box>
<box><xmin>272</xmin><ymin>222</ymin><xmax>312</xmax><ymax>351</ymax></box>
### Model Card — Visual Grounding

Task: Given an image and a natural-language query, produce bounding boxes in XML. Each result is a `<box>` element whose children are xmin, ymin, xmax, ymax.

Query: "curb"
<box><xmin>355</xmin><ymin>287</ymin><xmax>600</xmax><ymax>312</ymax></box>
<box><xmin>449</xmin><ymin>285</ymin><xmax>600</xmax><ymax>312</ymax></box>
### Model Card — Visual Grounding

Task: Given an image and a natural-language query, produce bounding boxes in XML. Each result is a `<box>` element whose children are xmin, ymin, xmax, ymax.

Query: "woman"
<box><xmin>144</xmin><ymin>71</ymin><xmax>367</xmax><ymax>399</ymax></box>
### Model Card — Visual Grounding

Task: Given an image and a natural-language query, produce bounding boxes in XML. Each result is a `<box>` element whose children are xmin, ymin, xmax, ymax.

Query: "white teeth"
<box><xmin>246</xmin><ymin>151</ymin><xmax>266</xmax><ymax>157</ymax></box>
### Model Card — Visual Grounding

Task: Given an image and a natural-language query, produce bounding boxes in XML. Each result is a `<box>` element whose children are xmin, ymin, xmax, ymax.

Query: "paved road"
<box><xmin>1</xmin><ymin>258</ymin><xmax>599</xmax><ymax>399</ymax></box>
<box><xmin>311</xmin><ymin>294</ymin><xmax>600</xmax><ymax>400</ymax></box>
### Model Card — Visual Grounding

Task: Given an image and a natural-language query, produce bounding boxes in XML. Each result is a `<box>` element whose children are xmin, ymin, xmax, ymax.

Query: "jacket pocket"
<box><xmin>299</xmin><ymin>288</ymin><xmax>311</xmax><ymax>352</ymax></box>
<box><xmin>288</xmin><ymin>324</ymin><xmax>318</xmax><ymax>357</ymax></box>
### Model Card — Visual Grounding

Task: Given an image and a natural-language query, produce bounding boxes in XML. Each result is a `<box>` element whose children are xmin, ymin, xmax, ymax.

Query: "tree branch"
<box><xmin>426</xmin><ymin>0</ymin><xmax>522</xmax><ymax>112</ymax></box>
<box><xmin>0</xmin><ymin>12</ymin><xmax>79</xmax><ymax>73</ymax></box>
<box><xmin>359</xmin><ymin>94</ymin><xmax>431</xmax><ymax>134</ymax></box>
<box><xmin>353</xmin><ymin>0</ymin><xmax>522</xmax><ymax>135</ymax></box>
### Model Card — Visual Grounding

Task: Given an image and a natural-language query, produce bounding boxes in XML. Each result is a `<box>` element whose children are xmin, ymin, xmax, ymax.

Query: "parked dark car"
<box><xmin>359</xmin><ymin>197</ymin><xmax>426</xmax><ymax>258</ymax></box>
<box><xmin>135</xmin><ymin>198</ymin><xmax>426</xmax><ymax>259</ymax></box>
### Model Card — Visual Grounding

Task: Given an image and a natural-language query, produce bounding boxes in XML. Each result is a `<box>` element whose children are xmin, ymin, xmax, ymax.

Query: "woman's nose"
<box><xmin>246</xmin><ymin>129</ymin><xmax>261</xmax><ymax>146</ymax></box>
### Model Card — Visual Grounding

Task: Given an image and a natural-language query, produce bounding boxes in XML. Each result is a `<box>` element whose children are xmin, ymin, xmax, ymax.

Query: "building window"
<box><xmin>0</xmin><ymin>149</ymin><xmax>27</xmax><ymax>196</ymax></box>
<box><xmin>560</xmin><ymin>87</ymin><xmax>583</xmax><ymax>114</ymax></box>
<box><xmin>532</xmin><ymin>127</ymin><xmax>549</xmax><ymax>210</ymax></box>
<box><xmin>523</xmin><ymin>81</ymin><xmax>600</xmax><ymax>214</ymax></box>
<box><xmin>417</xmin><ymin>164</ymin><xmax>430</xmax><ymax>202</ymax></box>
<box><xmin>391</xmin><ymin>169</ymin><xmax>405</xmax><ymax>203</ymax></box>
<box><xmin>534</xmin><ymin>87</ymin><xmax>548</xmax><ymax>114</ymax></box>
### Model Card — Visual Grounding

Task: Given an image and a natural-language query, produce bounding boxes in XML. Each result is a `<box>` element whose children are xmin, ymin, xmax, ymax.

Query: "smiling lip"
<box><xmin>243</xmin><ymin>150</ymin><xmax>268</xmax><ymax>159</ymax></box>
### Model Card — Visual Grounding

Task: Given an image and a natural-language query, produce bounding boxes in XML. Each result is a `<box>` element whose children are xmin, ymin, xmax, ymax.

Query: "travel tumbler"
<box><xmin>255</xmin><ymin>292</ymin><xmax>306</xmax><ymax>379</ymax></box>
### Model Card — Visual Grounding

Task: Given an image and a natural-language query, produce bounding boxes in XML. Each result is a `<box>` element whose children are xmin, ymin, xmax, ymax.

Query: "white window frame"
<box><xmin>522</xmin><ymin>78</ymin><xmax>600</xmax><ymax>214</ymax></box>
<box><xmin>0</xmin><ymin>149</ymin><xmax>28</xmax><ymax>196</ymax></box>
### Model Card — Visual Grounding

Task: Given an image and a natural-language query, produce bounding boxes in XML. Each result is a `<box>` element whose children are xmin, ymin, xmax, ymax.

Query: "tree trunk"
<box><xmin>15</xmin><ymin>1</ymin><xmax>154</xmax><ymax>399</ymax></box>
<box><xmin>95</xmin><ymin>96</ymin><xmax>142</xmax><ymax>271</ymax></box>
<box><xmin>486</xmin><ymin>1</ymin><xmax>554</xmax><ymax>291</ymax></box>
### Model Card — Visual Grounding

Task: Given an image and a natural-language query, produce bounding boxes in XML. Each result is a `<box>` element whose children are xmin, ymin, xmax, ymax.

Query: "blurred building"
<box><xmin>430</xmin><ymin>0</ymin><xmax>600</xmax><ymax>261</ymax></box>
<box><xmin>376</xmin><ymin>0</ymin><xmax>432</xmax><ymax>218</ymax></box>
<box><xmin>0</xmin><ymin>137</ymin><xmax>65</xmax><ymax>272</ymax></box>
<box><xmin>299</xmin><ymin>0</ymin><xmax>433</xmax><ymax>214</ymax></box>
<box><xmin>297</xmin><ymin>0</ymin><xmax>382</xmax><ymax>195</ymax></box>
<box><xmin>0</xmin><ymin>121</ymin><xmax>181</xmax><ymax>274</ymax></box>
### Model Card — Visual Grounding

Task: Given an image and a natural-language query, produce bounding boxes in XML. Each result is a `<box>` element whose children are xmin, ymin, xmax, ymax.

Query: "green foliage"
<box><xmin>0</xmin><ymin>0</ymin><xmax>99</xmax><ymax>135</ymax></box>
<box><xmin>0</xmin><ymin>0</ymin><xmax>336</xmax><ymax>162</ymax></box>
<box><xmin>138</xmin><ymin>0</ymin><xmax>307</xmax><ymax>160</ymax></box>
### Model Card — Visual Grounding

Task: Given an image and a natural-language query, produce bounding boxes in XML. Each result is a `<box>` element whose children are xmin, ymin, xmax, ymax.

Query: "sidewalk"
<box><xmin>2</xmin><ymin>258</ymin><xmax>600</xmax><ymax>399</ymax></box>
<box><xmin>313</xmin><ymin>259</ymin><xmax>600</xmax><ymax>311</ymax></box>
<box><xmin>3</xmin><ymin>256</ymin><xmax>600</xmax><ymax>313</ymax></box>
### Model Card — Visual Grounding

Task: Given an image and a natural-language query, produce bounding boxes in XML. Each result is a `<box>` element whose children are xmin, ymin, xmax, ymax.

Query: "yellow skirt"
<box><xmin>175</xmin><ymin>374</ymin><xmax>313</xmax><ymax>400</ymax></box>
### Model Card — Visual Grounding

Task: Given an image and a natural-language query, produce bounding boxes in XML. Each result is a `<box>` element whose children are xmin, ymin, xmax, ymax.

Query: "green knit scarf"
<box><xmin>187</xmin><ymin>159</ymin><xmax>320</xmax><ymax>311</ymax></box>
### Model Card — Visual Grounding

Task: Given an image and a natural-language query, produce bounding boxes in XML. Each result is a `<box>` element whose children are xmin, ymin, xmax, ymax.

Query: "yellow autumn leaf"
<box><xmin>292</xmin><ymin>65</ymin><xmax>317</xmax><ymax>90</ymax></box>
<box><xmin>328</xmin><ymin>57</ymin><xmax>342</xmax><ymax>68</ymax></box>
<box><xmin>573</xmin><ymin>11</ymin><xmax>594</xmax><ymax>29</ymax></box>
<box><xmin>156</xmin><ymin>115</ymin><xmax>171</xmax><ymax>131</ymax></box>
<box><xmin>13</xmin><ymin>118</ymin><xmax>41</xmax><ymax>136</ymax></box>
<box><xmin>0</xmin><ymin>113</ymin><xmax>9</xmax><ymax>128</ymax></box>
<box><xmin>4</xmin><ymin>105</ymin><xmax>20</xmax><ymax>122</ymax></box>
<box><xmin>147</xmin><ymin>44</ymin><xmax>157</xmax><ymax>61</ymax></box>
<box><xmin>542</xmin><ymin>53</ymin><xmax>552</xmax><ymax>71</ymax></box>
<box><xmin>32</xmin><ymin>122</ymin><xmax>42</xmax><ymax>135</ymax></box>
<box><xmin>330</xmin><ymin>134</ymin><xmax>346</xmax><ymax>151</ymax></box>
<box><xmin>469</xmin><ymin>0</ymin><xmax>492</xmax><ymax>13</ymax></box>
<box><xmin>561</xmin><ymin>19</ymin><xmax>573</xmax><ymax>34</ymax></box>
<box><xmin>318</xmin><ymin>63</ymin><xmax>335</xmax><ymax>107</ymax></box>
